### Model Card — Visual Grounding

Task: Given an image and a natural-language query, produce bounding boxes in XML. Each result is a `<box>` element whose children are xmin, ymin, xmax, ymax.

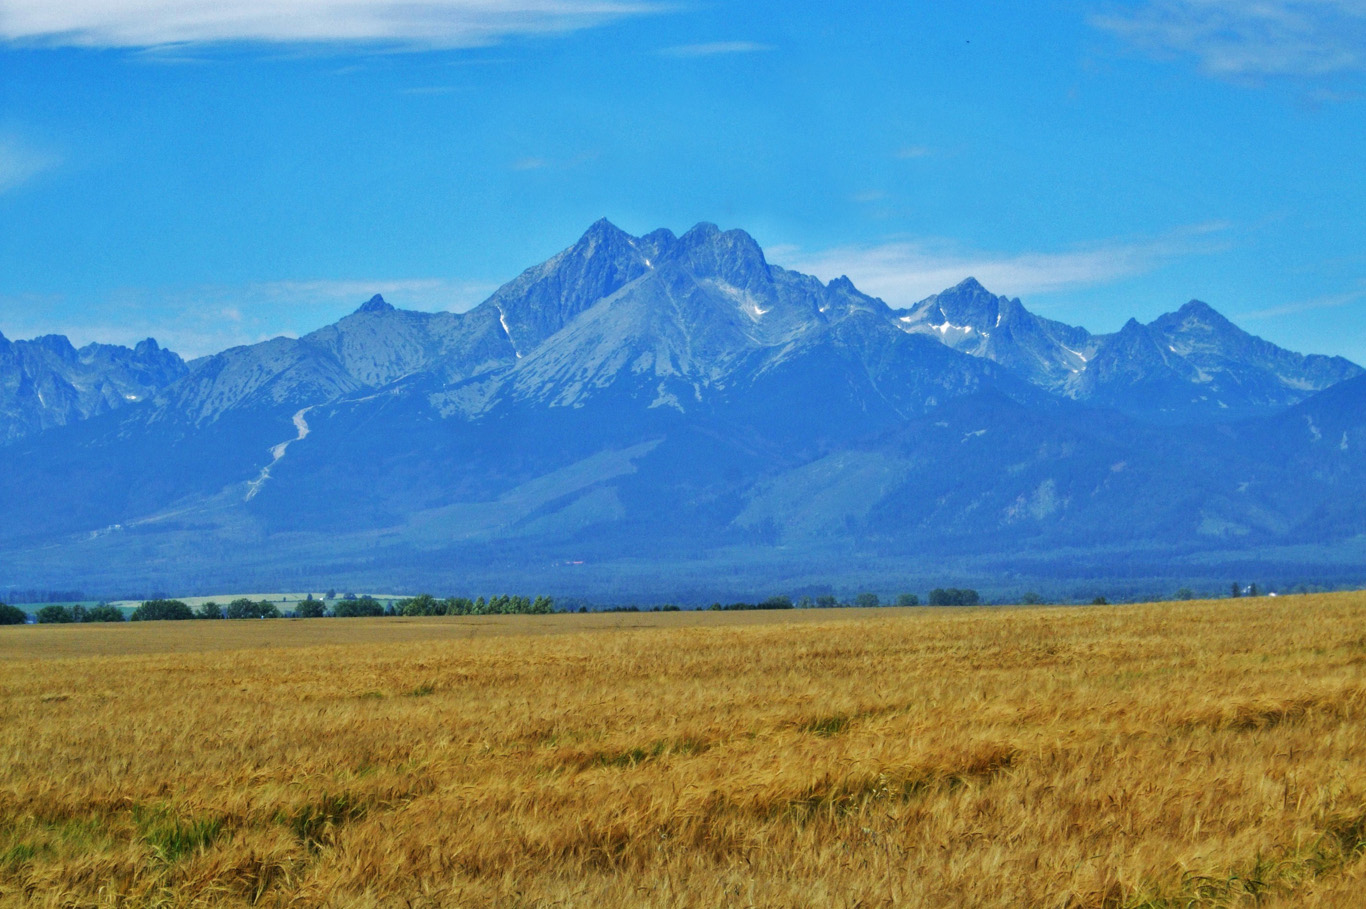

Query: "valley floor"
<box><xmin>1</xmin><ymin>597</ymin><xmax>1365</xmax><ymax>907</ymax></box>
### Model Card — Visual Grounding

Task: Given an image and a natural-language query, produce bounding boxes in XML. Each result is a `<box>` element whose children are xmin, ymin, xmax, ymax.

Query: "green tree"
<box><xmin>295</xmin><ymin>597</ymin><xmax>326</xmax><ymax>618</ymax></box>
<box><xmin>441</xmin><ymin>597</ymin><xmax>474</xmax><ymax>616</ymax></box>
<box><xmin>928</xmin><ymin>588</ymin><xmax>980</xmax><ymax>606</ymax></box>
<box><xmin>1248</xmin><ymin>583</ymin><xmax>1260</xmax><ymax>598</ymax></box>
<box><xmin>0</xmin><ymin>603</ymin><xmax>29</xmax><ymax>625</ymax></box>
<box><xmin>332</xmin><ymin>596</ymin><xmax>384</xmax><ymax>618</ymax></box>
<box><xmin>84</xmin><ymin>604</ymin><xmax>126</xmax><ymax>622</ymax></box>
<box><xmin>1019</xmin><ymin>592</ymin><xmax>1045</xmax><ymax>605</ymax></box>
<box><xmin>399</xmin><ymin>594</ymin><xmax>440</xmax><ymax>616</ymax></box>
<box><xmin>853</xmin><ymin>592</ymin><xmax>880</xmax><ymax>608</ymax></box>
<box><xmin>131</xmin><ymin>599</ymin><xmax>194</xmax><ymax>621</ymax></box>
<box><xmin>895</xmin><ymin>593</ymin><xmax>920</xmax><ymax>607</ymax></box>
<box><xmin>1174</xmin><ymin>587</ymin><xmax>1195</xmax><ymax>601</ymax></box>
<box><xmin>195</xmin><ymin>601</ymin><xmax>223</xmax><ymax>620</ymax></box>
<box><xmin>1230</xmin><ymin>582</ymin><xmax>1242</xmax><ymax>598</ymax></box>
<box><xmin>36</xmin><ymin>604</ymin><xmax>75</xmax><ymax>623</ymax></box>
<box><xmin>1091</xmin><ymin>596</ymin><xmax>1110</xmax><ymax>606</ymax></box>
<box><xmin>226</xmin><ymin>599</ymin><xmax>280</xmax><ymax>620</ymax></box>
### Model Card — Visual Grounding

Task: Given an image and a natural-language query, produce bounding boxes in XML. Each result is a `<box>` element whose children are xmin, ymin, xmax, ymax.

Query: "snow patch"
<box><xmin>1306</xmin><ymin>415</ymin><xmax>1322</xmax><ymax>443</ymax></box>
<box><xmin>497</xmin><ymin>307</ymin><xmax>521</xmax><ymax>358</ymax></box>
<box><xmin>1342</xmin><ymin>432</ymin><xmax>1350</xmax><ymax>452</ymax></box>
<box><xmin>1061</xmin><ymin>344</ymin><xmax>1090</xmax><ymax>363</ymax></box>
<box><xmin>710</xmin><ymin>280</ymin><xmax>770</xmax><ymax>319</ymax></box>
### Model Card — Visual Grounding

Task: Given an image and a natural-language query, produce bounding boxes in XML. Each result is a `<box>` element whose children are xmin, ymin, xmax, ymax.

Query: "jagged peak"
<box><xmin>133</xmin><ymin>337</ymin><xmax>161</xmax><ymax>356</ymax></box>
<box><xmin>681</xmin><ymin>221</ymin><xmax>722</xmax><ymax>240</ymax></box>
<box><xmin>576</xmin><ymin>217</ymin><xmax>633</xmax><ymax>247</ymax></box>
<box><xmin>34</xmin><ymin>334</ymin><xmax>78</xmax><ymax>357</ymax></box>
<box><xmin>1173</xmin><ymin>298</ymin><xmax>1231</xmax><ymax>324</ymax></box>
<box><xmin>828</xmin><ymin>275</ymin><xmax>858</xmax><ymax>293</ymax></box>
<box><xmin>953</xmin><ymin>276</ymin><xmax>990</xmax><ymax>294</ymax></box>
<box><xmin>354</xmin><ymin>294</ymin><xmax>394</xmax><ymax>315</ymax></box>
<box><xmin>641</xmin><ymin>227</ymin><xmax>677</xmax><ymax>247</ymax></box>
<box><xmin>675</xmin><ymin>222</ymin><xmax>768</xmax><ymax>265</ymax></box>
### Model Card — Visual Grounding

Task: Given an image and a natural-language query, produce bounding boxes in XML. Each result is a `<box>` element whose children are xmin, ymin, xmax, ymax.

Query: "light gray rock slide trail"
<box><xmin>245</xmin><ymin>407</ymin><xmax>313</xmax><ymax>501</ymax></box>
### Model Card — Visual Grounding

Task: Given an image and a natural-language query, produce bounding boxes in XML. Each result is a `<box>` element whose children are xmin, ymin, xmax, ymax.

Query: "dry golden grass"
<box><xmin>1</xmin><ymin>595</ymin><xmax>1364</xmax><ymax>907</ymax></box>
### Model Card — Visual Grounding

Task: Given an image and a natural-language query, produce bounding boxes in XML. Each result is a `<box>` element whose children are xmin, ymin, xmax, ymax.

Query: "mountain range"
<box><xmin>2</xmin><ymin>220</ymin><xmax>1364</xmax><ymax>601</ymax></box>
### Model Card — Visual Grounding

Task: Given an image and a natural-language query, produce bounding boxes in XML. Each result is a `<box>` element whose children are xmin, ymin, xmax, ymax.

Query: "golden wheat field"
<box><xmin>1</xmin><ymin>595</ymin><xmax>1365</xmax><ymax>908</ymax></box>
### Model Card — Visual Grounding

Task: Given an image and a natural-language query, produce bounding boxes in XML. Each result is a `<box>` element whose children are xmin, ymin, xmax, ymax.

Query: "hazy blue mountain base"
<box><xmin>2</xmin><ymin>221</ymin><xmax>1364</xmax><ymax>602</ymax></box>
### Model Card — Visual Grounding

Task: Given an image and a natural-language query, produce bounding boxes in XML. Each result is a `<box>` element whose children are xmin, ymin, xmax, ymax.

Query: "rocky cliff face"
<box><xmin>0</xmin><ymin>332</ymin><xmax>186</xmax><ymax>443</ymax></box>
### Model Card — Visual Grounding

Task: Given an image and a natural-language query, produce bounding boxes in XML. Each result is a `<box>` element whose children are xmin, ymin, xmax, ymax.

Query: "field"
<box><xmin>1</xmin><ymin>596</ymin><xmax>1364</xmax><ymax>907</ymax></box>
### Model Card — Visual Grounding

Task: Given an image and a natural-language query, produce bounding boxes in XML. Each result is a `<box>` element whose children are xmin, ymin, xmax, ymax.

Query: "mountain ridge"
<box><xmin>2</xmin><ymin>220</ymin><xmax>1363</xmax><ymax>598</ymax></box>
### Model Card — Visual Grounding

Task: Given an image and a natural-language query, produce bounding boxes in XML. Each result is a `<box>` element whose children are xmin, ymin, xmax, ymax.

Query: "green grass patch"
<box><xmin>133</xmin><ymin>807</ymin><xmax>225</xmax><ymax>864</ymax></box>
<box><xmin>284</xmin><ymin>794</ymin><xmax>368</xmax><ymax>851</ymax></box>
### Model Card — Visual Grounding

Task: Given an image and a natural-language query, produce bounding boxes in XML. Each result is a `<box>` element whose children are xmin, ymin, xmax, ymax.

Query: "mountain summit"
<box><xmin>355</xmin><ymin>294</ymin><xmax>395</xmax><ymax>314</ymax></box>
<box><xmin>0</xmin><ymin>220</ymin><xmax>1362</xmax><ymax>596</ymax></box>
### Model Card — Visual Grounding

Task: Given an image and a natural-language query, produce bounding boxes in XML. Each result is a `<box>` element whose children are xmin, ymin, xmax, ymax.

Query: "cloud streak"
<box><xmin>1094</xmin><ymin>0</ymin><xmax>1366</xmax><ymax>78</ymax></box>
<box><xmin>777</xmin><ymin>224</ymin><xmax>1231</xmax><ymax>306</ymax></box>
<box><xmin>0</xmin><ymin>0</ymin><xmax>662</xmax><ymax>49</ymax></box>
<box><xmin>658</xmin><ymin>41</ymin><xmax>773</xmax><ymax>57</ymax></box>
<box><xmin>1239</xmin><ymin>287</ymin><xmax>1366</xmax><ymax>320</ymax></box>
<box><xmin>0</xmin><ymin>137</ymin><xmax>56</xmax><ymax>193</ymax></box>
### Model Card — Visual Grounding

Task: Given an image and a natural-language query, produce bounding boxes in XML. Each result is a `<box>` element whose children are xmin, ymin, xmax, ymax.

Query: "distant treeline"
<box><xmin>155</xmin><ymin>594</ymin><xmax>558</xmax><ymax>620</ymax></box>
<box><xmin>3</xmin><ymin>581</ymin><xmax>1315</xmax><ymax>626</ymax></box>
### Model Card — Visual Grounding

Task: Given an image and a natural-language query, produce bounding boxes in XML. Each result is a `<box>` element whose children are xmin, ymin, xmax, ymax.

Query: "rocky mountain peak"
<box><xmin>572</xmin><ymin>218</ymin><xmax>638</xmax><ymax>258</ymax></box>
<box><xmin>670</xmin><ymin>222</ymin><xmax>770</xmax><ymax>288</ymax></box>
<box><xmin>1165</xmin><ymin>299</ymin><xmax>1233</xmax><ymax>329</ymax></box>
<box><xmin>355</xmin><ymin>294</ymin><xmax>395</xmax><ymax>315</ymax></box>
<box><xmin>133</xmin><ymin>338</ymin><xmax>162</xmax><ymax>358</ymax></box>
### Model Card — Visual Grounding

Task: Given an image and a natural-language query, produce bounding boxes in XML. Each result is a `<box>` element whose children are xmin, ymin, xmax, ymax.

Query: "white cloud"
<box><xmin>0</xmin><ymin>0</ymin><xmax>662</xmax><ymax>49</ymax></box>
<box><xmin>1094</xmin><ymin>0</ymin><xmax>1366</xmax><ymax>78</ymax></box>
<box><xmin>658</xmin><ymin>41</ymin><xmax>773</xmax><ymax>57</ymax></box>
<box><xmin>776</xmin><ymin>223</ymin><xmax>1231</xmax><ymax>307</ymax></box>
<box><xmin>1239</xmin><ymin>287</ymin><xmax>1366</xmax><ymax>319</ymax></box>
<box><xmin>0</xmin><ymin>137</ymin><xmax>56</xmax><ymax>193</ymax></box>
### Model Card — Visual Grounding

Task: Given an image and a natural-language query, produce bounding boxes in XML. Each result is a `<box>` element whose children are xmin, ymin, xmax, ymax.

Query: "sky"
<box><xmin>1</xmin><ymin>0</ymin><xmax>1365</xmax><ymax>362</ymax></box>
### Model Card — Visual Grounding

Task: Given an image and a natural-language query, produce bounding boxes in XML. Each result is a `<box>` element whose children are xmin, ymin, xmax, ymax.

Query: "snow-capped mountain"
<box><xmin>1</xmin><ymin>220</ymin><xmax>1363</xmax><ymax>598</ymax></box>
<box><xmin>893</xmin><ymin>278</ymin><xmax>1098</xmax><ymax>391</ymax></box>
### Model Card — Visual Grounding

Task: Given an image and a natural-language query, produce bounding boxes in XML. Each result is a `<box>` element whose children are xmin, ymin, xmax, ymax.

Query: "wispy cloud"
<box><xmin>1094</xmin><ymin>0</ymin><xmax>1366</xmax><ymax>79</ymax></box>
<box><xmin>1240</xmin><ymin>287</ymin><xmax>1366</xmax><ymax>319</ymax></box>
<box><xmin>0</xmin><ymin>136</ymin><xmax>57</xmax><ymax>193</ymax></box>
<box><xmin>895</xmin><ymin>145</ymin><xmax>934</xmax><ymax>159</ymax></box>
<box><xmin>0</xmin><ymin>0</ymin><xmax>663</xmax><ymax>49</ymax></box>
<box><xmin>658</xmin><ymin>40</ymin><xmax>773</xmax><ymax>57</ymax></box>
<box><xmin>776</xmin><ymin>223</ymin><xmax>1231</xmax><ymax>306</ymax></box>
<box><xmin>509</xmin><ymin>151</ymin><xmax>598</xmax><ymax>171</ymax></box>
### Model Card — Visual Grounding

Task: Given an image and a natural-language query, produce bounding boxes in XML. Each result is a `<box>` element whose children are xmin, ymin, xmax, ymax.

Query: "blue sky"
<box><xmin>2</xmin><ymin>1</ymin><xmax>1365</xmax><ymax>362</ymax></box>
